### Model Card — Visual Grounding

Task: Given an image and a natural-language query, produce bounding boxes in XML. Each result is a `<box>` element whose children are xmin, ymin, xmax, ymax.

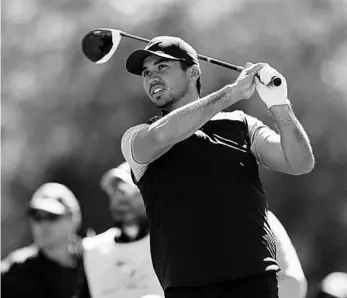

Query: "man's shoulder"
<box><xmin>83</xmin><ymin>228</ymin><xmax>120</xmax><ymax>250</ymax></box>
<box><xmin>122</xmin><ymin>114</ymin><xmax>162</xmax><ymax>139</ymax></box>
<box><xmin>145</xmin><ymin>115</ymin><xmax>162</xmax><ymax>125</ymax></box>
<box><xmin>121</xmin><ymin>123</ymin><xmax>149</xmax><ymax>140</ymax></box>
<box><xmin>211</xmin><ymin>110</ymin><xmax>246</xmax><ymax>122</ymax></box>
<box><xmin>1</xmin><ymin>245</ymin><xmax>39</xmax><ymax>274</ymax></box>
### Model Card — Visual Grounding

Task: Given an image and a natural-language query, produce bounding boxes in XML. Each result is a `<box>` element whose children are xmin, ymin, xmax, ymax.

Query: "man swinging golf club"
<box><xmin>118</xmin><ymin>34</ymin><xmax>314</xmax><ymax>298</ymax></box>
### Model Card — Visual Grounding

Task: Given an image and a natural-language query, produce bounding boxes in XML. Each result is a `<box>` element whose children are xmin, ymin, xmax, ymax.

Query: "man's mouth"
<box><xmin>150</xmin><ymin>85</ymin><xmax>164</xmax><ymax>97</ymax></box>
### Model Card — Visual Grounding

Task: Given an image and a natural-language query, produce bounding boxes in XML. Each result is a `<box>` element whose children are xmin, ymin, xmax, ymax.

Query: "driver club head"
<box><xmin>81</xmin><ymin>28</ymin><xmax>122</xmax><ymax>64</ymax></box>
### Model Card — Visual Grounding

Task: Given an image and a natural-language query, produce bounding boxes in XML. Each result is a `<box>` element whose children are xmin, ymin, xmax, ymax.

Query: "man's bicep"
<box><xmin>246</xmin><ymin>113</ymin><xmax>289</xmax><ymax>173</ymax></box>
<box><xmin>250</xmin><ymin>124</ymin><xmax>295</xmax><ymax>175</ymax></box>
<box><xmin>256</xmin><ymin>134</ymin><xmax>294</xmax><ymax>173</ymax></box>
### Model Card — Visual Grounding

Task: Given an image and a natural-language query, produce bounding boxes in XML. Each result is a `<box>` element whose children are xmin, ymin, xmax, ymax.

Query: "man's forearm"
<box><xmin>271</xmin><ymin>104</ymin><xmax>315</xmax><ymax>174</ymax></box>
<box><xmin>149</xmin><ymin>84</ymin><xmax>242</xmax><ymax>145</ymax></box>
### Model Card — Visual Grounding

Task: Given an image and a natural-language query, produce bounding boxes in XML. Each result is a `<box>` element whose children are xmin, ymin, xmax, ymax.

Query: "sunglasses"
<box><xmin>27</xmin><ymin>209</ymin><xmax>64</xmax><ymax>223</ymax></box>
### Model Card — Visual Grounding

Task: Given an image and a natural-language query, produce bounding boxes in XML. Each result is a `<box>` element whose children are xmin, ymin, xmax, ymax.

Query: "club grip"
<box><xmin>197</xmin><ymin>56</ymin><xmax>282</xmax><ymax>86</ymax></box>
<box><xmin>271</xmin><ymin>77</ymin><xmax>282</xmax><ymax>87</ymax></box>
<box><xmin>254</xmin><ymin>74</ymin><xmax>281</xmax><ymax>86</ymax></box>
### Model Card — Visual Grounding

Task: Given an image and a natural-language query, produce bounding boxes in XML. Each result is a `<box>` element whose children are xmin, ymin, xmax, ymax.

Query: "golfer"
<box><xmin>121</xmin><ymin>36</ymin><xmax>314</xmax><ymax>298</ymax></box>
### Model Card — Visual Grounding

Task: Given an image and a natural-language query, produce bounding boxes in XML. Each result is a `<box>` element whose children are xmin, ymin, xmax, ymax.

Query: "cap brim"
<box><xmin>110</xmin><ymin>169</ymin><xmax>137</xmax><ymax>188</ymax></box>
<box><xmin>29</xmin><ymin>197</ymin><xmax>66</xmax><ymax>215</ymax></box>
<box><xmin>126</xmin><ymin>49</ymin><xmax>180</xmax><ymax>75</ymax></box>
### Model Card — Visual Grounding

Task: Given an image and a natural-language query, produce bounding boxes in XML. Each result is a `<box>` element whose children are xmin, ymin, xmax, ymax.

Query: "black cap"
<box><xmin>126</xmin><ymin>36</ymin><xmax>199</xmax><ymax>76</ymax></box>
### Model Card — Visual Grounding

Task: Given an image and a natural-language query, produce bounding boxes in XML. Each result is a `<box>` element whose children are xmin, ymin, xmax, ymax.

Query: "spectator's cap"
<box><xmin>321</xmin><ymin>272</ymin><xmax>347</xmax><ymax>298</ymax></box>
<box><xmin>100</xmin><ymin>162</ymin><xmax>138</xmax><ymax>193</ymax></box>
<box><xmin>29</xmin><ymin>183</ymin><xmax>81</xmax><ymax>215</ymax></box>
<box><xmin>126</xmin><ymin>36</ymin><xmax>199</xmax><ymax>75</ymax></box>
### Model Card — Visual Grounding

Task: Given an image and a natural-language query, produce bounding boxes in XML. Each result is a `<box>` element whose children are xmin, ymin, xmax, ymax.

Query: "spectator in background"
<box><xmin>268</xmin><ymin>211</ymin><xmax>307</xmax><ymax>298</ymax></box>
<box><xmin>1</xmin><ymin>182</ymin><xmax>90</xmax><ymax>298</ymax></box>
<box><xmin>315</xmin><ymin>272</ymin><xmax>347</xmax><ymax>298</ymax></box>
<box><xmin>82</xmin><ymin>161</ymin><xmax>163</xmax><ymax>298</ymax></box>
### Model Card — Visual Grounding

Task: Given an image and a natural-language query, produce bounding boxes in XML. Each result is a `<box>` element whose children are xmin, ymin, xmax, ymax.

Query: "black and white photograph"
<box><xmin>2</xmin><ymin>0</ymin><xmax>347</xmax><ymax>297</ymax></box>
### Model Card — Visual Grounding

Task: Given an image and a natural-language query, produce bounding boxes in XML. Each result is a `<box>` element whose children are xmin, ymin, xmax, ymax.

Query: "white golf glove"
<box><xmin>255</xmin><ymin>64</ymin><xmax>290</xmax><ymax>108</ymax></box>
<box><xmin>140</xmin><ymin>295</ymin><xmax>163</xmax><ymax>298</ymax></box>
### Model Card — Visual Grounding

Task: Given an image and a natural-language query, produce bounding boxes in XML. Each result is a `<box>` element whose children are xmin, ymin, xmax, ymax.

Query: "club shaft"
<box><xmin>196</xmin><ymin>55</ymin><xmax>244</xmax><ymax>72</ymax></box>
<box><xmin>120</xmin><ymin>31</ymin><xmax>281</xmax><ymax>85</ymax></box>
<box><xmin>120</xmin><ymin>31</ymin><xmax>243</xmax><ymax>72</ymax></box>
<box><xmin>120</xmin><ymin>31</ymin><xmax>151</xmax><ymax>44</ymax></box>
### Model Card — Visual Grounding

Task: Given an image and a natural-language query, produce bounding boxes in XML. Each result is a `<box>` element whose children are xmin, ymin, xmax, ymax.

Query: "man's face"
<box><xmin>29</xmin><ymin>209</ymin><xmax>76</xmax><ymax>250</ymax></box>
<box><xmin>141</xmin><ymin>55</ymin><xmax>191</xmax><ymax>110</ymax></box>
<box><xmin>107</xmin><ymin>180</ymin><xmax>147</xmax><ymax>225</ymax></box>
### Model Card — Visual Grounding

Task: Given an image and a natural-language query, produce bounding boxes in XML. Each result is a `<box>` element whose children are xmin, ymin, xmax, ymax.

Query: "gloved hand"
<box><xmin>255</xmin><ymin>64</ymin><xmax>290</xmax><ymax>108</ymax></box>
<box><xmin>140</xmin><ymin>295</ymin><xmax>163</xmax><ymax>298</ymax></box>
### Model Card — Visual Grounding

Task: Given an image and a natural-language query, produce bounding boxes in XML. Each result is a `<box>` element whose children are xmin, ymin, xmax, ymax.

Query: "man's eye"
<box><xmin>142</xmin><ymin>70</ymin><xmax>150</xmax><ymax>77</ymax></box>
<box><xmin>158</xmin><ymin>64</ymin><xmax>168</xmax><ymax>70</ymax></box>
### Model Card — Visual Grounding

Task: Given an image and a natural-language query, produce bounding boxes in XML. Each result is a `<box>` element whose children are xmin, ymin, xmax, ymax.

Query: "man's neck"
<box><xmin>113</xmin><ymin>224</ymin><xmax>140</xmax><ymax>239</ymax></box>
<box><xmin>162</xmin><ymin>88</ymin><xmax>199</xmax><ymax>113</ymax></box>
<box><xmin>123</xmin><ymin>224</ymin><xmax>140</xmax><ymax>239</ymax></box>
<box><xmin>42</xmin><ymin>243</ymin><xmax>77</xmax><ymax>268</ymax></box>
<box><xmin>112</xmin><ymin>222</ymin><xmax>149</xmax><ymax>243</ymax></box>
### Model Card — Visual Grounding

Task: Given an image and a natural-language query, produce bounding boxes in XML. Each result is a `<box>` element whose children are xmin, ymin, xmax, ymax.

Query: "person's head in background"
<box><xmin>27</xmin><ymin>182</ymin><xmax>81</xmax><ymax>253</ymax></box>
<box><xmin>315</xmin><ymin>272</ymin><xmax>347</xmax><ymax>298</ymax></box>
<box><xmin>100</xmin><ymin>162</ymin><xmax>148</xmax><ymax>231</ymax></box>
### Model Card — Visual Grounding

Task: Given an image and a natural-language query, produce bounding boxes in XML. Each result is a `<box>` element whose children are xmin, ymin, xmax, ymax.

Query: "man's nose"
<box><xmin>148</xmin><ymin>75</ymin><xmax>160</xmax><ymax>85</ymax></box>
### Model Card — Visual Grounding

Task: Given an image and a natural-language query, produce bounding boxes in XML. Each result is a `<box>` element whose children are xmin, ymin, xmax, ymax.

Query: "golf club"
<box><xmin>81</xmin><ymin>28</ymin><xmax>282</xmax><ymax>86</ymax></box>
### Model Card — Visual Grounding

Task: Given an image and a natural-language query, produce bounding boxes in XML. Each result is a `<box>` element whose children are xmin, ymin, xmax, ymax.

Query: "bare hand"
<box><xmin>235</xmin><ymin>62</ymin><xmax>264</xmax><ymax>100</ymax></box>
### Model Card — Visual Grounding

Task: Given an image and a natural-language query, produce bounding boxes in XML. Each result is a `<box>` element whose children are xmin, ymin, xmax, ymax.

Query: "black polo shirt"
<box><xmin>124</xmin><ymin>111</ymin><xmax>279</xmax><ymax>290</ymax></box>
<box><xmin>1</xmin><ymin>245</ymin><xmax>90</xmax><ymax>298</ymax></box>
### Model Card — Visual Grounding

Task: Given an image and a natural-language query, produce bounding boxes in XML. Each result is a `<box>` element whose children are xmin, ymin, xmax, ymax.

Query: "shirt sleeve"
<box><xmin>121</xmin><ymin>124</ymin><xmax>150</xmax><ymax>182</ymax></box>
<box><xmin>244</xmin><ymin>113</ymin><xmax>278</xmax><ymax>165</ymax></box>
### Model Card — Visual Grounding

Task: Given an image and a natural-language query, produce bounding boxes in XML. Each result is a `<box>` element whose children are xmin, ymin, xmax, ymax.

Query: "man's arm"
<box><xmin>255</xmin><ymin>65</ymin><xmax>314</xmax><ymax>175</ymax></box>
<box><xmin>129</xmin><ymin>63</ymin><xmax>264</xmax><ymax>164</ymax></box>
<box><xmin>266</xmin><ymin>105</ymin><xmax>314</xmax><ymax>175</ymax></box>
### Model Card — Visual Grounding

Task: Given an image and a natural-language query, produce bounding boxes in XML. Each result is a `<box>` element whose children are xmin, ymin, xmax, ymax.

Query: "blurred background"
<box><xmin>2</xmin><ymin>0</ymin><xmax>347</xmax><ymax>296</ymax></box>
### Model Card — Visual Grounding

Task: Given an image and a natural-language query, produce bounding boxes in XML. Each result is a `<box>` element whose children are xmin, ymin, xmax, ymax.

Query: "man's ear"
<box><xmin>190</xmin><ymin>65</ymin><xmax>201</xmax><ymax>81</ymax></box>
